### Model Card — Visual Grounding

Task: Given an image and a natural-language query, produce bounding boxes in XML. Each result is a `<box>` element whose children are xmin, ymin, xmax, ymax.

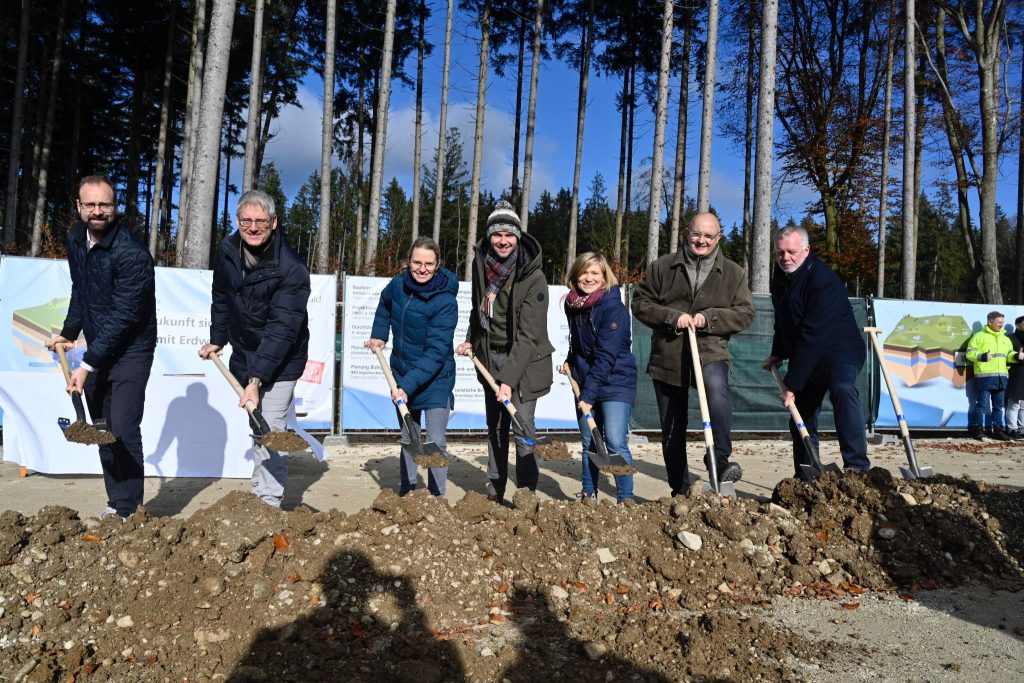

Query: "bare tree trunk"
<box><xmin>149</xmin><ymin>0</ymin><xmax>177</xmax><ymax>261</ymax></box>
<box><xmin>623</xmin><ymin>65</ymin><xmax>636</xmax><ymax>267</ymax></box>
<box><xmin>749</xmin><ymin>0</ymin><xmax>778</xmax><ymax>294</ymax></box>
<box><xmin>518</xmin><ymin>0</ymin><xmax>545</xmax><ymax>233</ymax></box>
<box><xmin>646</xmin><ymin>0</ymin><xmax>673</xmax><ymax>265</ymax></box>
<box><xmin>613</xmin><ymin>68</ymin><xmax>628</xmax><ymax>262</ymax></box>
<box><xmin>511</xmin><ymin>7</ymin><xmax>526</xmax><ymax>205</ymax></box>
<box><xmin>125</xmin><ymin>45</ymin><xmax>143</xmax><ymax>230</ymax></box>
<box><xmin>432</xmin><ymin>0</ymin><xmax>454</xmax><ymax>242</ymax></box>
<box><xmin>465</xmin><ymin>1</ymin><xmax>491</xmax><ymax>280</ymax></box>
<box><xmin>181</xmin><ymin>0</ymin><xmax>236</xmax><ymax>270</ymax></box>
<box><xmin>314</xmin><ymin>0</ymin><xmax>336</xmax><ymax>274</ymax></box>
<box><xmin>1017</xmin><ymin>35</ymin><xmax>1024</xmax><ymax>304</ymax></box>
<box><xmin>876</xmin><ymin>0</ymin><xmax>896</xmax><ymax>298</ymax></box>
<box><xmin>566</xmin><ymin>0</ymin><xmax>594</xmax><ymax>272</ymax></box>
<box><xmin>696</xmin><ymin>0</ymin><xmax>719</xmax><ymax>212</ymax></box>
<box><xmin>241</xmin><ymin>0</ymin><xmax>265</xmax><ymax>193</ymax></box>
<box><xmin>901</xmin><ymin>0</ymin><xmax>916</xmax><ymax>300</ymax></box>
<box><xmin>177</xmin><ymin>0</ymin><xmax>207</xmax><ymax>266</ymax></box>
<box><xmin>741</xmin><ymin>5</ymin><xmax>756</xmax><ymax>267</ymax></box>
<box><xmin>29</xmin><ymin>2</ymin><xmax>66</xmax><ymax>258</ymax></box>
<box><xmin>410</xmin><ymin>0</ymin><xmax>426</xmax><ymax>240</ymax></box>
<box><xmin>668</xmin><ymin>11</ymin><xmax>692</xmax><ymax>254</ymax></box>
<box><xmin>363</xmin><ymin>0</ymin><xmax>397</xmax><ymax>274</ymax></box>
<box><xmin>354</xmin><ymin>77</ymin><xmax>366</xmax><ymax>273</ymax></box>
<box><xmin>3</xmin><ymin>0</ymin><xmax>31</xmax><ymax>249</ymax></box>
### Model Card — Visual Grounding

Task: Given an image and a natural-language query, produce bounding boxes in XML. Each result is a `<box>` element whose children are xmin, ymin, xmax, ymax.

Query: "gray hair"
<box><xmin>236</xmin><ymin>189</ymin><xmax>276</xmax><ymax>219</ymax></box>
<box><xmin>987</xmin><ymin>310</ymin><xmax>1004</xmax><ymax>322</ymax></box>
<box><xmin>774</xmin><ymin>225</ymin><xmax>809</xmax><ymax>247</ymax></box>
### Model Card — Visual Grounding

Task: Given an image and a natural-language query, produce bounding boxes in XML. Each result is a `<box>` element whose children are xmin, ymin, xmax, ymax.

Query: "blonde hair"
<box><xmin>565</xmin><ymin>252</ymin><xmax>617</xmax><ymax>291</ymax></box>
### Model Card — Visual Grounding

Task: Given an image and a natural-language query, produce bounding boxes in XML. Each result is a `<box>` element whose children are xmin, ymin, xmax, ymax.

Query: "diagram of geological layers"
<box><xmin>881</xmin><ymin>315</ymin><xmax>971</xmax><ymax>387</ymax></box>
<box><xmin>12</xmin><ymin>297</ymin><xmax>79</xmax><ymax>364</ymax></box>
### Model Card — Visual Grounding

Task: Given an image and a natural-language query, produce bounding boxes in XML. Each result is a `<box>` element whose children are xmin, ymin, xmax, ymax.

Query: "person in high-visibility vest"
<box><xmin>965</xmin><ymin>311</ymin><xmax>1023</xmax><ymax>441</ymax></box>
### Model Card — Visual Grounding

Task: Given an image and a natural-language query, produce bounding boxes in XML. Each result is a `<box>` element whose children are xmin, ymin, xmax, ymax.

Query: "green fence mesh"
<box><xmin>630</xmin><ymin>293</ymin><xmax>874</xmax><ymax>432</ymax></box>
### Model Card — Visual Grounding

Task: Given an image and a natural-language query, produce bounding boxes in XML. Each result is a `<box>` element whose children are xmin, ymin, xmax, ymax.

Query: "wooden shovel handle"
<box><xmin>208</xmin><ymin>351</ymin><xmax>258</xmax><ymax>418</ymax></box>
<box><xmin>686</xmin><ymin>328</ymin><xmax>715</xmax><ymax>448</ymax></box>
<box><xmin>372</xmin><ymin>347</ymin><xmax>414</xmax><ymax>418</ymax></box>
<box><xmin>769</xmin><ymin>364</ymin><xmax>810</xmax><ymax>436</ymax></box>
<box><xmin>565</xmin><ymin>368</ymin><xmax>599</xmax><ymax>432</ymax></box>
<box><xmin>54</xmin><ymin>343</ymin><xmax>74</xmax><ymax>385</ymax></box>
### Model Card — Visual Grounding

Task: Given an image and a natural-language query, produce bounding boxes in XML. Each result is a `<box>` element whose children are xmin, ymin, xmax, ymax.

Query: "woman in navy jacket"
<box><xmin>560</xmin><ymin>252</ymin><xmax>637</xmax><ymax>502</ymax></box>
<box><xmin>365</xmin><ymin>237</ymin><xmax>459</xmax><ymax>496</ymax></box>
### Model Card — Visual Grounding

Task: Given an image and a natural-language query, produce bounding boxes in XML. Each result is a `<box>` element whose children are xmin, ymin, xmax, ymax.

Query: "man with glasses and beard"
<box><xmin>457</xmin><ymin>200</ymin><xmax>555</xmax><ymax>504</ymax></box>
<box><xmin>199</xmin><ymin>189</ymin><xmax>310</xmax><ymax>508</ymax></box>
<box><xmin>632</xmin><ymin>212</ymin><xmax>754</xmax><ymax>497</ymax></box>
<box><xmin>47</xmin><ymin>176</ymin><xmax>157</xmax><ymax>520</ymax></box>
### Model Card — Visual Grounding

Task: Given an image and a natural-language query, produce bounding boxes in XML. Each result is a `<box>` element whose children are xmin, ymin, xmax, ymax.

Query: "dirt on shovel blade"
<box><xmin>259</xmin><ymin>430</ymin><xmax>308</xmax><ymax>452</ymax></box>
<box><xmin>62</xmin><ymin>420</ymin><xmax>117</xmax><ymax>445</ymax></box>
<box><xmin>601</xmin><ymin>464</ymin><xmax>638</xmax><ymax>475</ymax></box>
<box><xmin>535</xmin><ymin>440</ymin><xmax>570</xmax><ymax>460</ymax></box>
<box><xmin>413</xmin><ymin>453</ymin><xmax>451</xmax><ymax>468</ymax></box>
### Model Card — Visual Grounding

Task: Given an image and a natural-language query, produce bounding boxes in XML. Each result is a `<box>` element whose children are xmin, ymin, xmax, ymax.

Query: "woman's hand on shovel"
<box><xmin>198</xmin><ymin>343</ymin><xmax>222</xmax><ymax>359</ymax></box>
<box><xmin>241</xmin><ymin>382</ymin><xmax>260</xmax><ymax>410</ymax></box>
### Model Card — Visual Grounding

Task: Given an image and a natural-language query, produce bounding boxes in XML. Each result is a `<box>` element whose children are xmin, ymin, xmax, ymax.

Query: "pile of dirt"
<box><xmin>0</xmin><ymin>468</ymin><xmax>1021</xmax><ymax>682</ymax></box>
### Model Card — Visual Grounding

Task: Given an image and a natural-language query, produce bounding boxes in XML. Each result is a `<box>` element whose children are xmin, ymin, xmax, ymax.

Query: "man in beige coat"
<box><xmin>632</xmin><ymin>212</ymin><xmax>754</xmax><ymax>496</ymax></box>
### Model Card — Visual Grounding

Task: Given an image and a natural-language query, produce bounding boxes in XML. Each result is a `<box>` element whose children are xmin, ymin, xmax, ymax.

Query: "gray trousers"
<box><xmin>398</xmin><ymin>404</ymin><xmax>450</xmax><ymax>496</ymax></box>
<box><xmin>250</xmin><ymin>379</ymin><xmax>297</xmax><ymax>507</ymax></box>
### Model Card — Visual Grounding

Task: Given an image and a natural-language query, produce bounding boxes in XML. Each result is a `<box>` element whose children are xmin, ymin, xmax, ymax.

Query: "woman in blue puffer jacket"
<box><xmin>365</xmin><ymin>237</ymin><xmax>459</xmax><ymax>496</ymax></box>
<box><xmin>559</xmin><ymin>252</ymin><xmax>637</xmax><ymax>503</ymax></box>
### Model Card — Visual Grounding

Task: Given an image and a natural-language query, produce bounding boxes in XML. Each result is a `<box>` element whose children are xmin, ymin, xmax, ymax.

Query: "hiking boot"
<box><xmin>576</xmin><ymin>491</ymin><xmax>596</xmax><ymax>502</ymax></box>
<box><xmin>968</xmin><ymin>426</ymin><xmax>985</xmax><ymax>442</ymax></box>
<box><xmin>718</xmin><ymin>462</ymin><xmax>743</xmax><ymax>483</ymax></box>
<box><xmin>992</xmin><ymin>427</ymin><xmax>1013</xmax><ymax>441</ymax></box>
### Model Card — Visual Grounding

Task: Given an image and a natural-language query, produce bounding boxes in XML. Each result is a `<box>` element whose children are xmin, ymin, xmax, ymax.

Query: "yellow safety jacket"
<box><xmin>966</xmin><ymin>326</ymin><xmax>1017</xmax><ymax>378</ymax></box>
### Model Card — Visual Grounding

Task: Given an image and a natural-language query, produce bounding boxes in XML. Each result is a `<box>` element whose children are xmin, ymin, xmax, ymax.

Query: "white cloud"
<box><xmin>261</xmin><ymin>85</ymin><xmax>559</xmax><ymax>211</ymax></box>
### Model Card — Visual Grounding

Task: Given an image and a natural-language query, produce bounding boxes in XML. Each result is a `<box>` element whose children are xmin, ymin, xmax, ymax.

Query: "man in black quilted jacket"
<box><xmin>199</xmin><ymin>189</ymin><xmax>310</xmax><ymax>507</ymax></box>
<box><xmin>47</xmin><ymin>176</ymin><xmax>157</xmax><ymax>519</ymax></box>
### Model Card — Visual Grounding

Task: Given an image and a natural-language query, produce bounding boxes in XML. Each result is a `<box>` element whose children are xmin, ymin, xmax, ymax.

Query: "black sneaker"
<box><xmin>718</xmin><ymin>462</ymin><xmax>743</xmax><ymax>483</ymax></box>
<box><xmin>968</xmin><ymin>427</ymin><xmax>985</xmax><ymax>442</ymax></box>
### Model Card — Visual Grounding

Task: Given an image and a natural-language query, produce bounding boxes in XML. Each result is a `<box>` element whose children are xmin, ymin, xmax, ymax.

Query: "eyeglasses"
<box><xmin>239</xmin><ymin>218</ymin><xmax>272</xmax><ymax>228</ymax></box>
<box><xmin>689</xmin><ymin>230</ymin><xmax>721</xmax><ymax>242</ymax></box>
<box><xmin>410</xmin><ymin>260</ymin><xmax>438</xmax><ymax>271</ymax></box>
<box><xmin>80</xmin><ymin>202</ymin><xmax>114</xmax><ymax>212</ymax></box>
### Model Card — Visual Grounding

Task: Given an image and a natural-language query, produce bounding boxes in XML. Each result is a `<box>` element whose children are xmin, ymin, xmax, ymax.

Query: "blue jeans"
<box><xmin>398</xmin><ymin>404</ymin><xmax>450</xmax><ymax>496</ymax></box>
<box><xmin>653</xmin><ymin>361</ymin><xmax>734</xmax><ymax>496</ymax></box>
<box><xmin>791</xmin><ymin>362</ymin><xmax>870</xmax><ymax>477</ymax></box>
<box><xmin>578</xmin><ymin>401</ymin><xmax>634</xmax><ymax>502</ymax></box>
<box><xmin>972</xmin><ymin>376</ymin><xmax>1006</xmax><ymax>429</ymax></box>
<box><xmin>966</xmin><ymin>377</ymin><xmax>992</xmax><ymax>428</ymax></box>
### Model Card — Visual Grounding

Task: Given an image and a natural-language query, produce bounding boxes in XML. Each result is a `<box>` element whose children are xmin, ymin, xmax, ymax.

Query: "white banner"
<box><xmin>341</xmin><ymin>275</ymin><xmax>579</xmax><ymax>431</ymax></box>
<box><xmin>0</xmin><ymin>256</ymin><xmax>336</xmax><ymax>476</ymax></box>
<box><xmin>872</xmin><ymin>298</ymin><xmax>1024</xmax><ymax>428</ymax></box>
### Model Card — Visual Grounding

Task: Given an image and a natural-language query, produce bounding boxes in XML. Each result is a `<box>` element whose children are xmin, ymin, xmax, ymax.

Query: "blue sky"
<box><xmin>260</xmin><ymin>5</ymin><xmax>1022</xmax><ymax>237</ymax></box>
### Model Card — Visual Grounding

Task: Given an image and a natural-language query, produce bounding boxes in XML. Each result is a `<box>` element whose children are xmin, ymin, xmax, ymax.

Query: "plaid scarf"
<box><xmin>480</xmin><ymin>248</ymin><xmax>518</xmax><ymax>331</ymax></box>
<box><xmin>566</xmin><ymin>286</ymin><xmax>606</xmax><ymax>311</ymax></box>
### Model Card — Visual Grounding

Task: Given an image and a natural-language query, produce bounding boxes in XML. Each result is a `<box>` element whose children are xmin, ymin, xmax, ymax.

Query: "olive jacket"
<box><xmin>631</xmin><ymin>247</ymin><xmax>754</xmax><ymax>386</ymax></box>
<box><xmin>467</xmin><ymin>232</ymin><xmax>555</xmax><ymax>401</ymax></box>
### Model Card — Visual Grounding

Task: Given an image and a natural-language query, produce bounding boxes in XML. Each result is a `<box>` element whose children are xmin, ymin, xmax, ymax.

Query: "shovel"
<box><xmin>864</xmin><ymin>327</ymin><xmax>933</xmax><ymax>480</ymax></box>
<box><xmin>207</xmin><ymin>351</ymin><xmax>308</xmax><ymax>452</ymax></box>
<box><xmin>565</xmin><ymin>369</ymin><xmax>636</xmax><ymax>474</ymax></box>
<box><xmin>687</xmin><ymin>329</ymin><xmax>735</xmax><ymax>497</ymax></box>
<box><xmin>769</xmin><ymin>364</ymin><xmax>843</xmax><ymax>480</ymax></box>
<box><xmin>372</xmin><ymin>347</ymin><xmax>450</xmax><ymax>468</ymax></box>
<box><xmin>53</xmin><ymin>343</ymin><xmax>116</xmax><ymax>445</ymax></box>
<box><xmin>469</xmin><ymin>352</ymin><xmax>569</xmax><ymax>460</ymax></box>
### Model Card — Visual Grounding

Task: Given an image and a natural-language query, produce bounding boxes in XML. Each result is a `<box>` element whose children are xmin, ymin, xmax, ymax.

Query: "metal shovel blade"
<box><xmin>401</xmin><ymin>412</ymin><xmax>449</xmax><ymax>468</ymax></box>
<box><xmin>589</xmin><ymin>427</ymin><xmax>636</xmax><ymax>474</ymax></box>
<box><xmin>898</xmin><ymin>435</ymin><xmax>933</xmax><ymax>480</ymax></box>
<box><xmin>58</xmin><ymin>392</ymin><xmax>117</xmax><ymax>445</ymax></box>
<box><xmin>702</xmin><ymin>445</ymin><xmax>736</xmax><ymax>497</ymax></box>
<box><xmin>799</xmin><ymin>435</ymin><xmax>843</xmax><ymax>480</ymax></box>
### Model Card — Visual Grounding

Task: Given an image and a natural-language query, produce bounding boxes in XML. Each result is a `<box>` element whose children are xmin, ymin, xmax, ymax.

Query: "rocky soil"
<box><xmin>0</xmin><ymin>468</ymin><xmax>1021</xmax><ymax>682</ymax></box>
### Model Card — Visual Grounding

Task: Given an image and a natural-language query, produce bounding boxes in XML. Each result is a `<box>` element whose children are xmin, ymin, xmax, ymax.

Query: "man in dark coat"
<box><xmin>47</xmin><ymin>175</ymin><xmax>157</xmax><ymax>519</ymax></box>
<box><xmin>457</xmin><ymin>200</ymin><xmax>555</xmax><ymax>503</ymax></box>
<box><xmin>199</xmin><ymin>189</ymin><xmax>310</xmax><ymax>507</ymax></box>
<box><xmin>763</xmin><ymin>225</ymin><xmax>870</xmax><ymax>479</ymax></box>
<box><xmin>632</xmin><ymin>212</ymin><xmax>754</xmax><ymax>496</ymax></box>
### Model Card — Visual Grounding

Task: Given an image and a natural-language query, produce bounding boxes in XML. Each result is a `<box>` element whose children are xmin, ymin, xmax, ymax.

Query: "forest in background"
<box><xmin>0</xmin><ymin>0</ymin><xmax>1021</xmax><ymax>303</ymax></box>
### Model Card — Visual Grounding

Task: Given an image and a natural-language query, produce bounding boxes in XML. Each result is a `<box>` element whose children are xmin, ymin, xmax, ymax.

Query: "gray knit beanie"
<box><xmin>486</xmin><ymin>200</ymin><xmax>522</xmax><ymax>239</ymax></box>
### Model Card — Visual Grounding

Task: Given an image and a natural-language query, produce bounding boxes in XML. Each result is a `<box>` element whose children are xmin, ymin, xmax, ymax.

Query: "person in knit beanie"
<box><xmin>457</xmin><ymin>200</ymin><xmax>555</xmax><ymax>503</ymax></box>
